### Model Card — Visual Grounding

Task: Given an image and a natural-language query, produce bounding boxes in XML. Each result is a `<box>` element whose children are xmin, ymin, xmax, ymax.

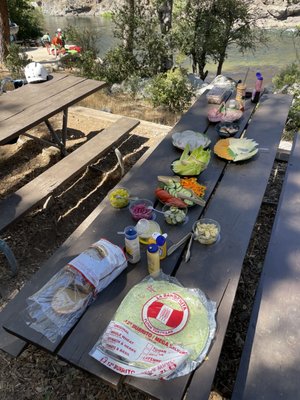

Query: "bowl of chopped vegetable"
<box><xmin>193</xmin><ymin>218</ymin><xmax>220</xmax><ymax>245</ymax></box>
<box><xmin>108</xmin><ymin>187</ymin><xmax>130</xmax><ymax>208</ymax></box>
<box><xmin>162</xmin><ymin>205</ymin><xmax>188</xmax><ymax>225</ymax></box>
<box><xmin>129</xmin><ymin>199</ymin><xmax>154</xmax><ymax>221</ymax></box>
<box><xmin>216</xmin><ymin>122</ymin><xmax>239</xmax><ymax>138</ymax></box>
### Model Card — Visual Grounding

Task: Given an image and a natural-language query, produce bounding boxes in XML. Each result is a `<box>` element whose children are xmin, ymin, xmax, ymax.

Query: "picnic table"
<box><xmin>0</xmin><ymin>73</ymin><xmax>106</xmax><ymax>155</ymax></box>
<box><xmin>0</xmin><ymin>89</ymin><xmax>293</xmax><ymax>399</ymax></box>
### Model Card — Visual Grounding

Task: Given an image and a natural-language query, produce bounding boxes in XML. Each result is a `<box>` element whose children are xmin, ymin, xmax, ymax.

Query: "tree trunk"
<box><xmin>123</xmin><ymin>0</ymin><xmax>135</xmax><ymax>54</ymax></box>
<box><xmin>157</xmin><ymin>0</ymin><xmax>173</xmax><ymax>72</ymax></box>
<box><xmin>216</xmin><ymin>52</ymin><xmax>226</xmax><ymax>76</ymax></box>
<box><xmin>0</xmin><ymin>0</ymin><xmax>10</xmax><ymax>64</ymax></box>
<box><xmin>157</xmin><ymin>0</ymin><xmax>173</xmax><ymax>35</ymax></box>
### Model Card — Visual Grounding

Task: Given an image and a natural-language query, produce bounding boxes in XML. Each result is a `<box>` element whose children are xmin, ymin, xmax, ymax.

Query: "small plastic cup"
<box><xmin>108</xmin><ymin>187</ymin><xmax>130</xmax><ymax>209</ymax></box>
<box><xmin>193</xmin><ymin>218</ymin><xmax>220</xmax><ymax>245</ymax></box>
<box><xmin>162</xmin><ymin>205</ymin><xmax>188</xmax><ymax>225</ymax></box>
<box><xmin>136</xmin><ymin>219</ymin><xmax>161</xmax><ymax>244</ymax></box>
<box><xmin>129</xmin><ymin>199</ymin><xmax>153</xmax><ymax>221</ymax></box>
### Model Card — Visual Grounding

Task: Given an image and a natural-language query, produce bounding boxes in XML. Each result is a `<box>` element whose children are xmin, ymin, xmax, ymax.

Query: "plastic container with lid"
<box><xmin>135</xmin><ymin>219</ymin><xmax>161</xmax><ymax>244</ymax></box>
<box><xmin>124</xmin><ymin>226</ymin><xmax>140</xmax><ymax>264</ymax></box>
<box><xmin>147</xmin><ymin>243</ymin><xmax>160</xmax><ymax>276</ymax></box>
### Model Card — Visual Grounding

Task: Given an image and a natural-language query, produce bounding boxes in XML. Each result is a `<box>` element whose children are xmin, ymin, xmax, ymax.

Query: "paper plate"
<box><xmin>172</xmin><ymin>130</ymin><xmax>211</xmax><ymax>151</ymax></box>
<box><xmin>214</xmin><ymin>138</ymin><xmax>258</xmax><ymax>162</ymax></box>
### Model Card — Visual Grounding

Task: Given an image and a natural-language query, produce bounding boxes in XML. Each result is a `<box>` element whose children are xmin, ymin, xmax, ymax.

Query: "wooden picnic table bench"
<box><xmin>0</xmin><ymin>117</ymin><xmax>139</xmax><ymax>275</ymax></box>
<box><xmin>0</xmin><ymin>90</ymin><xmax>293</xmax><ymax>399</ymax></box>
<box><xmin>232</xmin><ymin>131</ymin><xmax>300</xmax><ymax>400</ymax></box>
<box><xmin>0</xmin><ymin>73</ymin><xmax>106</xmax><ymax>155</ymax></box>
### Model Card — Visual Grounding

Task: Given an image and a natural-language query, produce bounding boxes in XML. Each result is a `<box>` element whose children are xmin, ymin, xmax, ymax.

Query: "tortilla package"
<box><xmin>23</xmin><ymin>239</ymin><xmax>127</xmax><ymax>343</ymax></box>
<box><xmin>89</xmin><ymin>273</ymin><xmax>216</xmax><ymax>380</ymax></box>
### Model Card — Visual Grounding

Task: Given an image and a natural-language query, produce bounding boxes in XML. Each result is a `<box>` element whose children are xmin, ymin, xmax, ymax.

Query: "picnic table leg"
<box><xmin>44</xmin><ymin>119</ymin><xmax>67</xmax><ymax>156</ymax></box>
<box><xmin>0</xmin><ymin>239</ymin><xmax>18</xmax><ymax>276</ymax></box>
<box><xmin>62</xmin><ymin>108</ymin><xmax>68</xmax><ymax>149</ymax></box>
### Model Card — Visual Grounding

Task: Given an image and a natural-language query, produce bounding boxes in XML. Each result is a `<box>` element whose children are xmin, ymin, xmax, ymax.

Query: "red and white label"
<box><xmin>90</xmin><ymin>320</ymin><xmax>189</xmax><ymax>379</ymax></box>
<box><xmin>142</xmin><ymin>292</ymin><xmax>189</xmax><ymax>336</ymax></box>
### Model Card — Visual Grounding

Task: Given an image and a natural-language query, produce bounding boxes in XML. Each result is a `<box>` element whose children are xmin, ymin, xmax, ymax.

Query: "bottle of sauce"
<box><xmin>124</xmin><ymin>226</ymin><xmax>140</xmax><ymax>264</ymax></box>
<box><xmin>251</xmin><ymin>72</ymin><xmax>263</xmax><ymax>104</ymax></box>
<box><xmin>147</xmin><ymin>243</ymin><xmax>160</xmax><ymax>276</ymax></box>
<box><xmin>155</xmin><ymin>234</ymin><xmax>167</xmax><ymax>260</ymax></box>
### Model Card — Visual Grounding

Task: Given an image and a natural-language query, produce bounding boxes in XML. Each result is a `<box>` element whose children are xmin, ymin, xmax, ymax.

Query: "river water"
<box><xmin>43</xmin><ymin>15</ymin><xmax>299</xmax><ymax>86</ymax></box>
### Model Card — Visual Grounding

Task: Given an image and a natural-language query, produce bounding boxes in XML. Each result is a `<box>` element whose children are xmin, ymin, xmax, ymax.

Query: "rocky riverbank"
<box><xmin>35</xmin><ymin>0</ymin><xmax>300</xmax><ymax>29</ymax></box>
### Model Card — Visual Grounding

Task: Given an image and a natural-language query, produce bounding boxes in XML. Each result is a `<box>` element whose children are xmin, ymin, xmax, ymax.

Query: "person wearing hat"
<box><xmin>56</xmin><ymin>28</ymin><xmax>66</xmax><ymax>47</ymax></box>
<box><xmin>41</xmin><ymin>32</ymin><xmax>51</xmax><ymax>54</ymax></box>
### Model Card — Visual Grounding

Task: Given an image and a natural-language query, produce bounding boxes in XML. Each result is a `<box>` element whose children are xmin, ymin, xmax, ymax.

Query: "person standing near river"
<box><xmin>41</xmin><ymin>32</ymin><xmax>51</xmax><ymax>53</ymax></box>
<box><xmin>56</xmin><ymin>28</ymin><xmax>66</xmax><ymax>47</ymax></box>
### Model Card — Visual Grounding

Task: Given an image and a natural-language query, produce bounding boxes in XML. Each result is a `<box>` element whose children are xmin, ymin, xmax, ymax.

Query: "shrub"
<box><xmin>272</xmin><ymin>62</ymin><xmax>300</xmax><ymax>88</ymax></box>
<box><xmin>64</xmin><ymin>26</ymin><xmax>99</xmax><ymax>55</ymax></box>
<box><xmin>100</xmin><ymin>46</ymin><xmax>138</xmax><ymax>84</ymax></box>
<box><xmin>4</xmin><ymin>44</ymin><xmax>30</xmax><ymax>78</ymax></box>
<box><xmin>273</xmin><ymin>63</ymin><xmax>300</xmax><ymax>139</ymax></box>
<box><xmin>147</xmin><ymin>68</ymin><xmax>193</xmax><ymax>112</ymax></box>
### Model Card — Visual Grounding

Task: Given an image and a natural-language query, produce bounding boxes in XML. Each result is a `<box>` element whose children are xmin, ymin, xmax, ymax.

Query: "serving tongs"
<box><xmin>167</xmin><ymin>232</ymin><xmax>193</xmax><ymax>256</ymax></box>
<box><xmin>167</xmin><ymin>231</ymin><xmax>195</xmax><ymax>263</ymax></box>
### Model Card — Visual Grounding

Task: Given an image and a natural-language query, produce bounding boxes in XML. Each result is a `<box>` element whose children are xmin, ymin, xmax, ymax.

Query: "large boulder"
<box><xmin>267</xmin><ymin>6</ymin><xmax>288</xmax><ymax>19</ymax></box>
<box><xmin>287</xmin><ymin>4</ymin><xmax>300</xmax><ymax>17</ymax></box>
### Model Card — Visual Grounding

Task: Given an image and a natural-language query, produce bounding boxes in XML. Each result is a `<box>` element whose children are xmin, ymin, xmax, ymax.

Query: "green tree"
<box><xmin>8</xmin><ymin>0</ymin><xmax>42</xmax><ymax>40</ymax></box>
<box><xmin>173</xmin><ymin>0</ymin><xmax>217</xmax><ymax>80</ymax></box>
<box><xmin>109</xmin><ymin>0</ymin><xmax>173</xmax><ymax>79</ymax></box>
<box><xmin>156</xmin><ymin>0</ymin><xmax>174</xmax><ymax>71</ymax></box>
<box><xmin>212</xmin><ymin>0</ymin><xmax>266</xmax><ymax>75</ymax></box>
<box><xmin>174</xmin><ymin>0</ymin><xmax>266</xmax><ymax>80</ymax></box>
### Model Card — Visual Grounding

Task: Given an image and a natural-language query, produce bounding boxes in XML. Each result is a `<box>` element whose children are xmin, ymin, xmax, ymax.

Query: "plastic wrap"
<box><xmin>89</xmin><ymin>273</ymin><xmax>216</xmax><ymax>380</ymax></box>
<box><xmin>23</xmin><ymin>239</ymin><xmax>127</xmax><ymax>343</ymax></box>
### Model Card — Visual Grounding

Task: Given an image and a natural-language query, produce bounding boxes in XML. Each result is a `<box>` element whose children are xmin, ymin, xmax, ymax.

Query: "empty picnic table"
<box><xmin>0</xmin><ymin>90</ymin><xmax>293</xmax><ymax>399</ymax></box>
<box><xmin>0</xmin><ymin>73</ymin><xmax>106</xmax><ymax>154</ymax></box>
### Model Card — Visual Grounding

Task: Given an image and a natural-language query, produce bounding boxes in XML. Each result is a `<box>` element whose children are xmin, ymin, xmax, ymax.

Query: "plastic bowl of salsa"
<box><xmin>129</xmin><ymin>199</ymin><xmax>154</xmax><ymax>221</ymax></box>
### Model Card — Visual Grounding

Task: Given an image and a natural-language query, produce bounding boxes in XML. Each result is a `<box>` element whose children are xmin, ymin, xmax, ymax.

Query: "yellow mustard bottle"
<box><xmin>147</xmin><ymin>244</ymin><xmax>160</xmax><ymax>276</ymax></box>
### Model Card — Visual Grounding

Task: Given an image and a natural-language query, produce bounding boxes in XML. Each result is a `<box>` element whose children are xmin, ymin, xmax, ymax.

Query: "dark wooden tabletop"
<box><xmin>0</xmin><ymin>73</ymin><xmax>106</xmax><ymax>144</ymax></box>
<box><xmin>1</xmin><ymin>91</ymin><xmax>293</xmax><ymax>399</ymax></box>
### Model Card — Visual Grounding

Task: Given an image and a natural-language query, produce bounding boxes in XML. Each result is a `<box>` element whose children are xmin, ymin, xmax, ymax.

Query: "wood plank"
<box><xmin>176</xmin><ymin>94</ymin><xmax>292</xmax><ymax>400</ymax></box>
<box><xmin>0</xmin><ymin>94</ymin><xmax>211</xmax><ymax>357</ymax></box>
<box><xmin>232</xmin><ymin>132</ymin><xmax>300</xmax><ymax>400</ymax></box>
<box><xmin>124</xmin><ymin>94</ymin><xmax>293</xmax><ymax>399</ymax></box>
<box><xmin>0</xmin><ymin>117</ymin><xmax>139</xmax><ymax>357</ymax></box>
<box><xmin>0</xmin><ymin>198</ymin><xmax>110</xmax><ymax>357</ymax></box>
<box><xmin>0</xmin><ymin>92</ymin><xmax>253</xmax><ymax>380</ymax></box>
<box><xmin>0</xmin><ymin>74</ymin><xmax>86</xmax><ymax>122</ymax></box>
<box><xmin>0</xmin><ymin>76</ymin><xmax>106</xmax><ymax>144</ymax></box>
<box><xmin>0</xmin><ymin>117</ymin><xmax>139</xmax><ymax>234</ymax></box>
<box><xmin>54</xmin><ymin>96</ymin><xmax>256</xmax><ymax>390</ymax></box>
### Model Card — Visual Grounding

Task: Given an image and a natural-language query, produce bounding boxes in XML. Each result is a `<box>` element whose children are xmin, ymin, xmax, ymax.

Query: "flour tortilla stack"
<box><xmin>92</xmin><ymin>276</ymin><xmax>216</xmax><ymax>379</ymax></box>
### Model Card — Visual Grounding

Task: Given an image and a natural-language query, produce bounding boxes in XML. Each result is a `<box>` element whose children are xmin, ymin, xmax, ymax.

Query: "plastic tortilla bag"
<box><xmin>23</xmin><ymin>239</ymin><xmax>127</xmax><ymax>343</ymax></box>
<box><xmin>89</xmin><ymin>272</ymin><xmax>216</xmax><ymax>380</ymax></box>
